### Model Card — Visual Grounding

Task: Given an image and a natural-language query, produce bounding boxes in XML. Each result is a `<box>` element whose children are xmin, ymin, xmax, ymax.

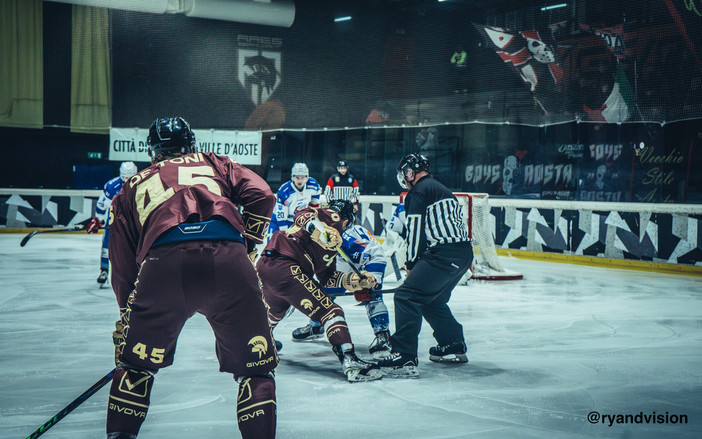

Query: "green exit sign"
<box><xmin>87</xmin><ymin>152</ymin><xmax>103</xmax><ymax>159</ymax></box>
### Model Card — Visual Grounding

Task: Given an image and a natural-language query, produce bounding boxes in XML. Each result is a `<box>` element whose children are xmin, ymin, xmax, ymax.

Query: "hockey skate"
<box><xmin>332</xmin><ymin>345</ymin><xmax>382</xmax><ymax>382</ymax></box>
<box><xmin>107</xmin><ymin>433</ymin><xmax>137</xmax><ymax>439</ymax></box>
<box><xmin>368</xmin><ymin>330</ymin><xmax>392</xmax><ymax>359</ymax></box>
<box><xmin>291</xmin><ymin>323</ymin><xmax>324</xmax><ymax>341</ymax></box>
<box><xmin>429</xmin><ymin>340</ymin><xmax>468</xmax><ymax>363</ymax></box>
<box><xmin>376</xmin><ymin>352</ymin><xmax>419</xmax><ymax>378</ymax></box>
<box><xmin>97</xmin><ymin>269</ymin><xmax>109</xmax><ymax>285</ymax></box>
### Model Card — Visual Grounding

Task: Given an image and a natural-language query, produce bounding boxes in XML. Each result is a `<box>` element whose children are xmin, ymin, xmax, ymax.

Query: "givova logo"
<box><xmin>300</xmin><ymin>299</ymin><xmax>314</xmax><ymax>310</ymax></box>
<box><xmin>248</xmin><ymin>336</ymin><xmax>268</xmax><ymax>359</ymax></box>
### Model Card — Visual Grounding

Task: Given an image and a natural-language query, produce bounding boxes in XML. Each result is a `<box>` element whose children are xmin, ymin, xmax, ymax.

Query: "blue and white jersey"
<box><xmin>327</xmin><ymin>225</ymin><xmax>387</xmax><ymax>295</ymax></box>
<box><xmin>95</xmin><ymin>176</ymin><xmax>125</xmax><ymax>222</ymax></box>
<box><xmin>269</xmin><ymin>178</ymin><xmax>322</xmax><ymax>234</ymax></box>
<box><xmin>387</xmin><ymin>202</ymin><xmax>406</xmax><ymax>236</ymax></box>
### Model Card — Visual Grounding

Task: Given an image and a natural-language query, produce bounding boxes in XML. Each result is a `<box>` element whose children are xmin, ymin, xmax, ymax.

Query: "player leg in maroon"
<box><xmin>107</xmin><ymin>241</ymin><xmax>277</xmax><ymax>439</ymax></box>
<box><xmin>257</xmin><ymin>255</ymin><xmax>382</xmax><ymax>382</ymax></box>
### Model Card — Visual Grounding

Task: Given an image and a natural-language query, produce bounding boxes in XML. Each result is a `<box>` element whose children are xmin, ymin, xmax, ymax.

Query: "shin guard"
<box><xmin>236</xmin><ymin>376</ymin><xmax>276</xmax><ymax>439</ymax></box>
<box><xmin>319</xmin><ymin>305</ymin><xmax>353</xmax><ymax>347</ymax></box>
<box><xmin>106</xmin><ymin>367</ymin><xmax>154</xmax><ymax>437</ymax></box>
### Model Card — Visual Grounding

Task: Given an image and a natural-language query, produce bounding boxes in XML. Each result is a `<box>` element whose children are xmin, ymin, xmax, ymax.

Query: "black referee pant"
<box><xmin>390</xmin><ymin>241</ymin><xmax>473</xmax><ymax>358</ymax></box>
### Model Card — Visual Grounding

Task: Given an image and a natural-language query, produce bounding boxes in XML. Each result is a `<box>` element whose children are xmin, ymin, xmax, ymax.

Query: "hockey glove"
<box><xmin>306</xmin><ymin>218</ymin><xmax>342</xmax><ymax>250</ymax></box>
<box><xmin>341</xmin><ymin>271</ymin><xmax>377</xmax><ymax>292</ymax></box>
<box><xmin>354</xmin><ymin>288</ymin><xmax>371</xmax><ymax>303</ymax></box>
<box><xmin>86</xmin><ymin>216</ymin><xmax>103</xmax><ymax>234</ymax></box>
<box><xmin>248</xmin><ymin>247</ymin><xmax>258</xmax><ymax>264</ymax></box>
<box><xmin>112</xmin><ymin>318</ymin><xmax>125</xmax><ymax>366</ymax></box>
<box><xmin>246</xmin><ymin>240</ymin><xmax>258</xmax><ymax>264</ymax></box>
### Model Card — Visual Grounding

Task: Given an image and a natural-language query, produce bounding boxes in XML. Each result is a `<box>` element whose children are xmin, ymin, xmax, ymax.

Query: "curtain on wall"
<box><xmin>71</xmin><ymin>5</ymin><xmax>111</xmax><ymax>133</ymax></box>
<box><xmin>0</xmin><ymin>0</ymin><xmax>43</xmax><ymax>128</ymax></box>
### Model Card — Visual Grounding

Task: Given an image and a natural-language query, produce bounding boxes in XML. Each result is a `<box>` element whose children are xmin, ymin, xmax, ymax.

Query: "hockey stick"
<box><xmin>306</xmin><ymin>218</ymin><xmax>363</xmax><ymax>276</ymax></box>
<box><xmin>334</xmin><ymin>287</ymin><xmax>397</xmax><ymax>297</ymax></box>
<box><xmin>336</xmin><ymin>246</ymin><xmax>363</xmax><ymax>276</ymax></box>
<box><xmin>378</xmin><ymin>212</ymin><xmax>403</xmax><ymax>281</ymax></box>
<box><xmin>20</xmin><ymin>225</ymin><xmax>87</xmax><ymax>247</ymax></box>
<box><xmin>308</xmin><ymin>219</ymin><xmax>376</xmax><ymax>291</ymax></box>
<box><xmin>25</xmin><ymin>368</ymin><xmax>116</xmax><ymax>439</ymax></box>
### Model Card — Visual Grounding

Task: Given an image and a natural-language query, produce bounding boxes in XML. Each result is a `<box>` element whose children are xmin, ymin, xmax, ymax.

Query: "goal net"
<box><xmin>391</xmin><ymin>192</ymin><xmax>523</xmax><ymax>282</ymax></box>
<box><xmin>455</xmin><ymin>193</ymin><xmax>523</xmax><ymax>281</ymax></box>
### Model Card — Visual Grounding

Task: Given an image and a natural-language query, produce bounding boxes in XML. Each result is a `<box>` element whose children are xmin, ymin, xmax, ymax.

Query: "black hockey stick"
<box><xmin>336</xmin><ymin>246</ymin><xmax>363</xmax><ymax>276</ymax></box>
<box><xmin>335</xmin><ymin>287</ymin><xmax>397</xmax><ymax>297</ymax></box>
<box><xmin>20</xmin><ymin>225</ymin><xmax>87</xmax><ymax>247</ymax></box>
<box><xmin>378</xmin><ymin>212</ymin><xmax>403</xmax><ymax>281</ymax></box>
<box><xmin>25</xmin><ymin>368</ymin><xmax>116</xmax><ymax>439</ymax></box>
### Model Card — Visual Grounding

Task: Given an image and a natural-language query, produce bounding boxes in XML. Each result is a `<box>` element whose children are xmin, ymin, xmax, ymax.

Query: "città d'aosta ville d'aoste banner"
<box><xmin>109</xmin><ymin>128</ymin><xmax>262</xmax><ymax>165</ymax></box>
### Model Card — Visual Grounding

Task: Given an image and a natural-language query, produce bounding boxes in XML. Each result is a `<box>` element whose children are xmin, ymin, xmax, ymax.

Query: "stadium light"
<box><xmin>334</xmin><ymin>16</ymin><xmax>352</xmax><ymax>22</ymax></box>
<box><xmin>541</xmin><ymin>3</ymin><xmax>567</xmax><ymax>11</ymax></box>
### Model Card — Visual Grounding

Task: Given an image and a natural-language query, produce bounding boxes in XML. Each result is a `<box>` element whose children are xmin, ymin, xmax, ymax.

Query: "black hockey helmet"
<box><xmin>147</xmin><ymin>117</ymin><xmax>196</xmax><ymax>158</ymax></box>
<box><xmin>328</xmin><ymin>199</ymin><xmax>355</xmax><ymax>228</ymax></box>
<box><xmin>396</xmin><ymin>153</ymin><xmax>430</xmax><ymax>189</ymax></box>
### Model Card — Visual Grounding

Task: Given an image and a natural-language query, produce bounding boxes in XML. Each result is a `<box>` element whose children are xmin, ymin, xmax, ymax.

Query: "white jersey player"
<box><xmin>382</xmin><ymin>202</ymin><xmax>408</xmax><ymax>273</ymax></box>
<box><xmin>86</xmin><ymin>161</ymin><xmax>137</xmax><ymax>285</ymax></box>
<box><xmin>268</xmin><ymin>163</ymin><xmax>322</xmax><ymax>237</ymax></box>
<box><xmin>387</xmin><ymin>202</ymin><xmax>406</xmax><ymax>237</ymax></box>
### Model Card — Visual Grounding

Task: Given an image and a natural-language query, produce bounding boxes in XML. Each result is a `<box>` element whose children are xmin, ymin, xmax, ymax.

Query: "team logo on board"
<box><xmin>238</xmin><ymin>49</ymin><xmax>281</xmax><ymax>106</ymax></box>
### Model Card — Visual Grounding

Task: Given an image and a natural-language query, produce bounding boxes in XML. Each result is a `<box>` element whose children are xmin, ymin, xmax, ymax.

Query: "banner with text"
<box><xmin>109</xmin><ymin>128</ymin><xmax>263</xmax><ymax>165</ymax></box>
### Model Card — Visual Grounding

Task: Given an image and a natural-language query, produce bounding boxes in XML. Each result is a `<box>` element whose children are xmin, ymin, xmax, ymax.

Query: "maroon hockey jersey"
<box><xmin>108</xmin><ymin>152</ymin><xmax>275</xmax><ymax>307</ymax></box>
<box><xmin>264</xmin><ymin>206</ymin><xmax>347</xmax><ymax>287</ymax></box>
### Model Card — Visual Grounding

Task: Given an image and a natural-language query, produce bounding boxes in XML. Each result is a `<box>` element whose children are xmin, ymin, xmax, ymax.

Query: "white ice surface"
<box><xmin>1</xmin><ymin>233</ymin><xmax>701</xmax><ymax>438</ymax></box>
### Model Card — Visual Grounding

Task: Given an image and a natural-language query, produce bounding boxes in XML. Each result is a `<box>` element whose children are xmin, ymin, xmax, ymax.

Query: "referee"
<box><xmin>378</xmin><ymin>153</ymin><xmax>474</xmax><ymax>378</ymax></box>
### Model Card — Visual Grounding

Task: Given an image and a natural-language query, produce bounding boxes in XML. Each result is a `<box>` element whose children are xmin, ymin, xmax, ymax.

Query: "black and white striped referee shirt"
<box><xmin>404</xmin><ymin>175</ymin><xmax>470</xmax><ymax>267</ymax></box>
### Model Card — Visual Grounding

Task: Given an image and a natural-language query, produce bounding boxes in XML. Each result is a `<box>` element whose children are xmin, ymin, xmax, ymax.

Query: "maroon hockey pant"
<box><xmin>108</xmin><ymin>240</ymin><xmax>277</xmax><ymax>438</ymax></box>
<box><xmin>257</xmin><ymin>255</ymin><xmax>353</xmax><ymax>347</ymax></box>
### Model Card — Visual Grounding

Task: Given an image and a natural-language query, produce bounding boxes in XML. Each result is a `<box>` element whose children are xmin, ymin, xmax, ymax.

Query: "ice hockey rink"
<box><xmin>1</xmin><ymin>233</ymin><xmax>700</xmax><ymax>439</ymax></box>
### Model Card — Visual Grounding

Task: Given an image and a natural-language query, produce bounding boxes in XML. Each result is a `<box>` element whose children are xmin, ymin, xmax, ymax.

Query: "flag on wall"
<box><xmin>579</xmin><ymin>21</ymin><xmax>637</xmax><ymax>122</ymax></box>
<box><xmin>579</xmin><ymin>22</ymin><xmax>637</xmax><ymax>60</ymax></box>
<box><xmin>473</xmin><ymin>23</ymin><xmax>564</xmax><ymax>113</ymax></box>
<box><xmin>583</xmin><ymin>63</ymin><xmax>635</xmax><ymax>123</ymax></box>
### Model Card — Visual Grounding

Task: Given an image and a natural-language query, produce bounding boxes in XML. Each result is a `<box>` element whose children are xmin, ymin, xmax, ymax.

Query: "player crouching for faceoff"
<box><xmin>257</xmin><ymin>200</ymin><xmax>383</xmax><ymax>382</ymax></box>
<box><xmin>292</xmin><ymin>201</ymin><xmax>392</xmax><ymax>360</ymax></box>
<box><xmin>106</xmin><ymin>117</ymin><xmax>278</xmax><ymax>439</ymax></box>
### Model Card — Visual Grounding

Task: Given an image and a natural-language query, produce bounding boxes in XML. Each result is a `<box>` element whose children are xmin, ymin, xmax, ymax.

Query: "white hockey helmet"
<box><xmin>291</xmin><ymin>163</ymin><xmax>309</xmax><ymax>178</ymax></box>
<box><xmin>120</xmin><ymin>161</ymin><xmax>138</xmax><ymax>181</ymax></box>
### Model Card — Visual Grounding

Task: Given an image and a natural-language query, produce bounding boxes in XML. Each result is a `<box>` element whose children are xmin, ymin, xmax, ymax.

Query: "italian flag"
<box><xmin>584</xmin><ymin>63</ymin><xmax>635</xmax><ymax>123</ymax></box>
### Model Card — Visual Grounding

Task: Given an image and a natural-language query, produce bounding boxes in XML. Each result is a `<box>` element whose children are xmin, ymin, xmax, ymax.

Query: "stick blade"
<box><xmin>20</xmin><ymin>232</ymin><xmax>37</xmax><ymax>247</ymax></box>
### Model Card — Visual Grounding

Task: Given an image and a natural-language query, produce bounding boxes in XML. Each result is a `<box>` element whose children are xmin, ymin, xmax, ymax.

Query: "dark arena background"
<box><xmin>0</xmin><ymin>0</ymin><xmax>701</xmax><ymax>203</ymax></box>
<box><xmin>2</xmin><ymin>3</ymin><xmax>702</xmax><ymax>438</ymax></box>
